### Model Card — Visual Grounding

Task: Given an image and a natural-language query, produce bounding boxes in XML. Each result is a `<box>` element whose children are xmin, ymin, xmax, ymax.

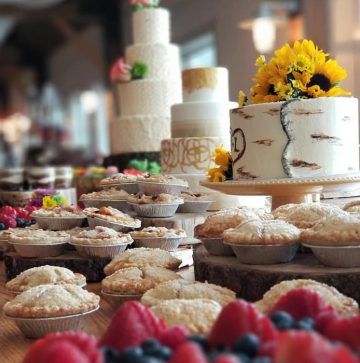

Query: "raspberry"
<box><xmin>158</xmin><ymin>325</ymin><xmax>189</xmax><ymax>350</ymax></box>
<box><xmin>168</xmin><ymin>342</ymin><xmax>208</xmax><ymax>363</ymax></box>
<box><xmin>3</xmin><ymin>217</ymin><xmax>16</xmax><ymax>229</ymax></box>
<box><xmin>23</xmin><ymin>331</ymin><xmax>103</xmax><ymax>363</ymax></box>
<box><xmin>0</xmin><ymin>206</ymin><xmax>16</xmax><ymax>217</ymax></box>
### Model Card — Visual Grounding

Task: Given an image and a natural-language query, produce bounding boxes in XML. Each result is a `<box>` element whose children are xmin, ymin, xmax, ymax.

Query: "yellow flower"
<box><xmin>212</xmin><ymin>146</ymin><xmax>231</xmax><ymax>167</ymax></box>
<box><xmin>207</xmin><ymin>167</ymin><xmax>226</xmax><ymax>182</ymax></box>
<box><xmin>274</xmin><ymin>82</ymin><xmax>293</xmax><ymax>100</ymax></box>
<box><xmin>238</xmin><ymin>90</ymin><xmax>247</xmax><ymax>107</ymax></box>
<box><xmin>42</xmin><ymin>196</ymin><xmax>57</xmax><ymax>209</ymax></box>
<box><xmin>293</xmin><ymin>39</ymin><xmax>328</xmax><ymax>64</ymax></box>
<box><xmin>255</xmin><ymin>55</ymin><xmax>266</xmax><ymax>68</ymax></box>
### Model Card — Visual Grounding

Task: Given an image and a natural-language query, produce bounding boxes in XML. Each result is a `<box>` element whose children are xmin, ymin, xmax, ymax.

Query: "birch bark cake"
<box><xmin>230</xmin><ymin>39</ymin><xmax>359</xmax><ymax>180</ymax></box>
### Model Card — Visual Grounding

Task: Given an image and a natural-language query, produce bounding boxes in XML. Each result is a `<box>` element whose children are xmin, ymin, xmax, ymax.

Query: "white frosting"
<box><xmin>111</xmin><ymin>115</ymin><xmax>170</xmax><ymax>153</ymax></box>
<box><xmin>26</xmin><ymin>167</ymin><xmax>56</xmax><ymax>177</ymax></box>
<box><xmin>183</xmin><ymin>67</ymin><xmax>229</xmax><ymax>103</ymax></box>
<box><xmin>126</xmin><ymin>43</ymin><xmax>180</xmax><ymax>79</ymax></box>
<box><xmin>161</xmin><ymin>137</ymin><xmax>225</xmax><ymax>174</ymax></box>
<box><xmin>0</xmin><ymin>175</ymin><xmax>24</xmax><ymax>184</ymax></box>
<box><xmin>230</xmin><ymin>97</ymin><xmax>359</xmax><ymax>179</ymax></box>
<box><xmin>55</xmin><ymin>167</ymin><xmax>73</xmax><ymax>178</ymax></box>
<box><xmin>133</xmin><ymin>8</ymin><xmax>170</xmax><ymax>44</ymax></box>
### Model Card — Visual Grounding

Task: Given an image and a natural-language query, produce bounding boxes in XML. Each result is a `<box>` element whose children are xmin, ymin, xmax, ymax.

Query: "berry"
<box><xmin>0</xmin><ymin>206</ymin><xmax>16</xmax><ymax>217</ymax></box>
<box><xmin>214</xmin><ymin>354</ymin><xmax>242</xmax><ymax>363</ymax></box>
<box><xmin>99</xmin><ymin>301</ymin><xmax>166</xmax><ymax>352</ymax></box>
<box><xmin>26</xmin><ymin>205</ymin><xmax>38</xmax><ymax>214</ymax></box>
<box><xmin>141</xmin><ymin>339</ymin><xmax>171</xmax><ymax>359</ymax></box>
<box><xmin>208</xmin><ymin>300</ymin><xmax>278</xmax><ymax>348</ymax></box>
<box><xmin>101</xmin><ymin>346</ymin><xmax>120</xmax><ymax>363</ymax></box>
<box><xmin>118</xmin><ymin>347</ymin><xmax>143</xmax><ymax>363</ymax></box>
<box><xmin>0</xmin><ymin>222</ymin><xmax>5</xmax><ymax>230</ymax></box>
<box><xmin>315</xmin><ymin>310</ymin><xmax>339</xmax><ymax>334</ymax></box>
<box><xmin>158</xmin><ymin>325</ymin><xmax>189</xmax><ymax>350</ymax></box>
<box><xmin>187</xmin><ymin>335</ymin><xmax>209</xmax><ymax>351</ymax></box>
<box><xmin>23</xmin><ymin>331</ymin><xmax>102</xmax><ymax>363</ymax></box>
<box><xmin>168</xmin><ymin>342</ymin><xmax>208</xmax><ymax>363</ymax></box>
<box><xmin>270</xmin><ymin>288</ymin><xmax>333</xmax><ymax>321</ymax></box>
<box><xmin>3</xmin><ymin>217</ymin><xmax>16</xmax><ymax>229</ymax></box>
<box><xmin>16</xmin><ymin>217</ymin><xmax>26</xmax><ymax>228</ymax></box>
<box><xmin>16</xmin><ymin>208</ymin><xmax>29</xmax><ymax>219</ymax></box>
<box><xmin>269</xmin><ymin>311</ymin><xmax>294</xmax><ymax>330</ymax></box>
<box><xmin>253</xmin><ymin>357</ymin><xmax>272</xmax><ymax>363</ymax></box>
<box><xmin>233</xmin><ymin>333</ymin><xmax>260</xmax><ymax>358</ymax></box>
<box><xmin>294</xmin><ymin>317</ymin><xmax>315</xmax><ymax>331</ymax></box>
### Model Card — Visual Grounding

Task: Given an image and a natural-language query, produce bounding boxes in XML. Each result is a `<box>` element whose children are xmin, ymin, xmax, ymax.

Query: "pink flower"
<box><xmin>131</xmin><ymin>0</ymin><xmax>152</xmax><ymax>5</ymax></box>
<box><xmin>110</xmin><ymin>57</ymin><xmax>131</xmax><ymax>82</ymax></box>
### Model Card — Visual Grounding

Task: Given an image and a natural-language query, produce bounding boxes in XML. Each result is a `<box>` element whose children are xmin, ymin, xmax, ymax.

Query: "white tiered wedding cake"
<box><xmin>110</xmin><ymin>4</ymin><xmax>182</xmax><ymax>159</ymax></box>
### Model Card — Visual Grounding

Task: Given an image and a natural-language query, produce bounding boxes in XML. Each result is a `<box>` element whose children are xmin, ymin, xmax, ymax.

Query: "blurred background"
<box><xmin>0</xmin><ymin>0</ymin><xmax>357</xmax><ymax>168</ymax></box>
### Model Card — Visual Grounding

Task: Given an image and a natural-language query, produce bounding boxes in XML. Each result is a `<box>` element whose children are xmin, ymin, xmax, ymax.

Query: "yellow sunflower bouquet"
<box><xmin>242</xmin><ymin>39</ymin><xmax>350</xmax><ymax>105</ymax></box>
<box><xmin>207</xmin><ymin>146</ymin><xmax>232</xmax><ymax>182</ymax></box>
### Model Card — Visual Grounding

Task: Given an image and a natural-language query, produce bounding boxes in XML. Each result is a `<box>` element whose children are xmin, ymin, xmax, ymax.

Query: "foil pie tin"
<box><xmin>8</xmin><ymin>241</ymin><xmax>68</xmax><ymax>258</ymax></box>
<box><xmin>201</xmin><ymin>237</ymin><xmax>235</xmax><ymax>256</ymax></box>
<box><xmin>81</xmin><ymin>199</ymin><xmax>128</xmax><ymax>211</ymax></box>
<box><xmin>225</xmin><ymin>242</ymin><xmax>299</xmax><ymax>265</ymax></box>
<box><xmin>70</xmin><ymin>242</ymin><xmax>131</xmax><ymax>258</ymax></box>
<box><xmin>101</xmin><ymin>290</ymin><xmax>142</xmax><ymax>306</ymax></box>
<box><xmin>87</xmin><ymin>216</ymin><xmax>140</xmax><ymax>232</ymax></box>
<box><xmin>303</xmin><ymin>243</ymin><xmax>360</xmax><ymax>268</ymax></box>
<box><xmin>100</xmin><ymin>182</ymin><xmax>138</xmax><ymax>194</ymax></box>
<box><xmin>128</xmin><ymin>202</ymin><xmax>182</xmax><ymax>218</ymax></box>
<box><xmin>4</xmin><ymin>306</ymin><xmax>99</xmax><ymax>338</ymax></box>
<box><xmin>137</xmin><ymin>181</ymin><xmax>187</xmax><ymax>196</ymax></box>
<box><xmin>133</xmin><ymin>236</ymin><xmax>183</xmax><ymax>251</ymax></box>
<box><xmin>177</xmin><ymin>200</ymin><xmax>213</xmax><ymax>213</ymax></box>
<box><xmin>0</xmin><ymin>237</ymin><xmax>11</xmax><ymax>252</ymax></box>
<box><xmin>34</xmin><ymin>216</ymin><xmax>86</xmax><ymax>231</ymax></box>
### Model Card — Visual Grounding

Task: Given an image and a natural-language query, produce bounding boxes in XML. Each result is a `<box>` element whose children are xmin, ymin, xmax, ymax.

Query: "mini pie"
<box><xmin>272</xmin><ymin>203</ymin><xmax>349</xmax><ymax>229</ymax></box>
<box><xmin>32</xmin><ymin>205</ymin><xmax>86</xmax><ymax>218</ymax></box>
<box><xmin>80</xmin><ymin>188</ymin><xmax>129</xmax><ymax>201</ymax></box>
<box><xmin>6</xmin><ymin>265</ymin><xmax>86</xmax><ymax>293</ymax></box>
<box><xmin>84</xmin><ymin>206</ymin><xmax>141</xmax><ymax>227</ymax></box>
<box><xmin>138</xmin><ymin>174</ymin><xmax>188</xmax><ymax>186</ymax></box>
<box><xmin>180</xmin><ymin>191</ymin><xmax>210</xmax><ymax>201</ymax></box>
<box><xmin>223</xmin><ymin>219</ymin><xmax>300</xmax><ymax>245</ymax></box>
<box><xmin>64</xmin><ymin>227</ymin><xmax>90</xmax><ymax>237</ymax></box>
<box><xmin>100</xmin><ymin>173</ymin><xmax>137</xmax><ymax>185</ymax></box>
<box><xmin>343</xmin><ymin>200</ymin><xmax>360</xmax><ymax>214</ymax></box>
<box><xmin>300</xmin><ymin>214</ymin><xmax>360</xmax><ymax>246</ymax></box>
<box><xmin>254</xmin><ymin>279</ymin><xmax>359</xmax><ymax>318</ymax></box>
<box><xmin>151</xmin><ymin>299</ymin><xmax>222</xmax><ymax>334</ymax></box>
<box><xmin>127</xmin><ymin>193</ymin><xmax>183</xmax><ymax>205</ymax></box>
<box><xmin>9</xmin><ymin>229</ymin><xmax>70</xmax><ymax>245</ymax></box>
<box><xmin>195</xmin><ymin>207</ymin><xmax>272</xmax><ymax>238</ymax></box>
<box><xmin>102</xmin><ymin>266</ymin><xmax>182</xmax><ymax>295</ymax></box>
<box><xmin>130</xmin><ymin>227</ymin><xmax>186</xmax><ymax>239</ymax></box>
<box><xmin>3</xmin><ymin>284</ymin><xmax>100</xmax><ymax>318</ymax></box>
<box><xmin>140</xmin><ymin>279</ymin><xmax>236</xmax><ymax>307</ymax></box>
<box><xmin>104</xmin><ymin>247</ymin><xmax>182</xmax><ymax>275</ymax></box>
<box><xmin>71</xmin><ymin>226</ymin><xmax>133</xmax><ymax>246</ymax></box>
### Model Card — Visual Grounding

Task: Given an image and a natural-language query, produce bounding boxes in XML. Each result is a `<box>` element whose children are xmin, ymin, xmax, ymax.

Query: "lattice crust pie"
<box><xmin>3</xmin><ymin>284</ymin><xmax>100</xmax><ymax>318</ymax></box>
<box><xmin>223</xmin><ymin>219</ymin><xmax>300</xmax><ymax>245</ymax></box>
<box><xmin>100</xmin><ymin>173</ymin><xmax>137</xmax><ymax>185</ymax></box>
<box><xmin>6</xmin><ymin>265</ymin><xmax>86</xmax><ymax>293</ymax></box>
<box><xmin>272</xmin><ymin>203</ymin><xmax>349</xmax><ymax>229</ymax></box>
<box><xmin>104</xmin><ymin>247</ymin><xmax>182</xmax><ymax>275</ymax></box>
<box><xmin>130</xmin><ymin>227</ymin><xmax>186</xmax><ymax>239</ymax></box>
<box><xmin>80</xmin><ymin>189</ymin><xmax>129</xmax><ymax>201</ymax></box>
<box><xmin>84</xmin><ymin>206</ymin><xmax>141</xmax><ymax>227</ymax></box>
<box><xmin>138</xmin><ymin>174</ymin><xmax>188</xmax><ymax>186</ymax></box>
<box><xmin>32</xmin><ymin>206</ymin><xmax>86</xmax><ymax>218</ymax></box>
<box><xmin>127</xmin><ymin>193</ymin><xmax>183</xmax><ymax>205</ymax></box>
<box><xmin>254</xmin><ymin>279</ymin><xmax>359</xmax><ymax>318</ymax></box>
<box><xmin>9</xmin><ymin>229</ymin><xmax>70</xmax><ymax>245</ymax></box>
<box><xmin>71</xmin><ymin>226</ymin><xmax>133</xmax><ymax>246</ymax></box>
<box><xmin>102</xmin><ymin>266</ymin><xmax>182</xmax><ymax>295</ymax></box>
<box><xmin>151</xmin><ymin>299</ymin><xmax>222</xmax><ymax>334</ymax></box>
<box><xmin>140</xmin><ymin>279</ymin><xmax>236</xmax><ymax>307</ymax></box>
<box><xmin>343</xmin><ymin>200</ymin><xmax>360</xmax><ymax>214</ymax></box>
<box><xmin>194</xmin><ymin>207</ymin><xmax>273</xmax><ymax>238</ymax></box>
<box><xmin>300</xmin><ymin>214</ymin><xmax>360</xmax><ymax>246</ymax></box>
<box><xmin>180</xmin><ymin>191</ymin><xmax>210</xmax><ymax>201</ymax></box>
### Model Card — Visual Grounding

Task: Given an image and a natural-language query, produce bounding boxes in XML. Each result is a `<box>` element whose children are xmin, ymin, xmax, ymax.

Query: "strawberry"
<box><xmin>208</xmin><ymin>300</ymin><xmax>278</xmax><ymax>348</ymax></box>
<box><xmin>99</xmin><ymin>301</ymin><xmax>166</xmax><ymax>351</ymax></box>
<box><xmin>3</xmin><ymin>216</ymin><xmax>16</xmax><ymax>229</ymax></box>
<box><xmin>274</xmin><ymin>331</ymin><xmax>357</xmax><ymax>363</ymax></box>
<box><xmin>315</xmin><ymin>310</ymin><xmax>339</xmax><ymax>334</ymax></box>
<box><xmin>23</xmin><ymin>331</ymin><xmax>103</xmax><ymax>363</ymax></box>
<box><xmin>325</xmin><ymin>316</ymin><xmax>360</xmax><ymax>354</ymax></box>
<box><xmin>214</xmin><ymin>355</ymin><xmax>242</xmax><ymax>363</ymax></box>
<box><xmin>270</xmin><ymin>288</ymin><xmax>333</xmax><ymax>320</ymax></box>
<box><xmin>158</xmin><ymin>325</ymin><xmax>189</xmax><ymax>350</ymax></box>
<box><xmin>168</xmin><ymin>342</ymin><xmax>208</xmax><ymax>363</ymax></box>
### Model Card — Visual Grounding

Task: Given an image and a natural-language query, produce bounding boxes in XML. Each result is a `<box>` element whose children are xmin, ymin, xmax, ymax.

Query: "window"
<box><xmin>181</xmin><ymin>32</ymin><xmax>217</xmax><ymax>69</ymax></box>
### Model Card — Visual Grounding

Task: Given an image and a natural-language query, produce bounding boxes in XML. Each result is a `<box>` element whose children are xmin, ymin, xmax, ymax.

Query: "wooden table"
<box><xmin>0</xmin><ymin>261</ymin><xmax>193</xmax><ymax>363</ymax></box>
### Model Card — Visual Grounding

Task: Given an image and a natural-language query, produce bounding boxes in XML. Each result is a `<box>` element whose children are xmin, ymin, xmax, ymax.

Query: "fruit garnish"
<box><xmin>214</xmin><ymin>354</ymin><xmax>242</xmax><ymax>363</ymax></box>
<box><xmin>168</xmin><ymin>342</ymin><xmax>209</xmax><ymax>363</ymax></box>
<box><xmin>274</xmin><ymin>331</ymin><xmax>357</xmax><ymax>363</ymax></box>
<box><xmin>314</xmin><ymin>310</ymin><xmax>339</xmax><ymax>334</ymax></box>
<box><xmin>270</xmin><ymin>288</ymin><xmax>333</xmax><ymax>320</ymax></box>
<box><xmin>158</xmin><ymin>325</ymin><xmax>189</xmax><ymax>350</ymax></box>
<box><xmin>208</xmin><ymin>300</ymin><xmax>278</xmax><ymax>348</ymax></box>
<box><xmin>23</xmin><ymin>331</ymin><xmax>103</xmax><ymax>363</ymax></box>
<box><xmin>99</xmin><ymin>301</ymin><xmax>166</xmax><ymax>351</ymax></box>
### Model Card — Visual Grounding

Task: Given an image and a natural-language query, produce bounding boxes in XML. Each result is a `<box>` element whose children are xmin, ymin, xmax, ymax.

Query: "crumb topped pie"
<box><xmin>180</xmin><ymin>191</ymin><xmax>210</xmax><ymax>201</ymax></box>
<box><xmin>3</xmin><ymin>284</ymin><xmax>100</xmax><ymax>318</ymax></box>
<box><xmin>100</xmin><ymin>173</ymin><xmax>137</xmax><ymax>185</ymax></box>
<box><xmin>32</xmin><ymin>206</ymin><xmax>86</xmax><ymax>218</ymax></box>
<box><xmin>6</xmin><ymin>265</ymin><xmax>86</xmax><ymax>293</ymax></box>
<box><xmin>130</xmin><ymin>227</ymin><xmax>186</xmax><ymax>239</ymax></box>
<box><xmin>343</xmin><ymin>200</ymin><xmax>360</xmax><ymax>214</ymax></box>
<box><xmin>127</xmin><ymin>193</ymin><xmax>183</xmax><ymax>205</ymax></box>
<box><xmin>151</xmin><ymin>299</ymin><xmax>222</xmax><ymax>334</ymax></box>
<box><xmin>223</xmin><ymin>219</ymin><xmax>300</xmax><ymax>245</ymax></box>
<box><xmin>84</xmin><ymin>206</ymin><xmax>141</xmax><ymax>227</ymax></box>
<box><xmin>9</xmin><ymin>229</ymin><xmax>70</xmax><ymax>245</ymax></box>
<box><xmin>102</xmin><ymin>266</ymin><xmax>182</xmax><ymax>295</ymax></box>
<box><xmin>138</xmin><ymin>174</ymin><xmax>188</xmax><ymax>186</ymax></box>
<box><xmin>80</xmin><ymin>189</ymin><xmax>129</xmax><ymax>201</ymax></box>
<box><xmin>104</xmin><ymin>247</ymin><xmax>182</xmax><ymax>275</ymax></box>
<box><xmin>140</xmin><ymin>279</ymin><xmax>236</xmax><ymax>307</ymax></box>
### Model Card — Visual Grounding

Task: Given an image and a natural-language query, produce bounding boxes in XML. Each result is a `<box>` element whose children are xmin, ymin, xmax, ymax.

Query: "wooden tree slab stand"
<box><xmin>194</xmin><ymin>245</ymin><xmax>360</xmax><ymax>302</ymax></box>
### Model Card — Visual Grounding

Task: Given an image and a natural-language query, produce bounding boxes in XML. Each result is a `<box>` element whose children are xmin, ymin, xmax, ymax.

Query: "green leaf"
<box><xmin>131</xmin><ymin>62</ymin><xmax>148</xmax><ymax>80</ymax></box>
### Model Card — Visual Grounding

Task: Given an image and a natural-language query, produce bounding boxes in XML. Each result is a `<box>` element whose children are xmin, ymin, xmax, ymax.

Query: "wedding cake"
<box><xmin>109</xmin><ymin>2</ymin><xmax>182</xmax><ymax>168</ymax></box>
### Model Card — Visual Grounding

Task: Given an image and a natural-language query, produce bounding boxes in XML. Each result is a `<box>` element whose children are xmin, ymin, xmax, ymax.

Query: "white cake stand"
<box><xmin>200</xmin><ymin>173</ymin><xmax>360</xmax><ymax>210</ymax></box>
